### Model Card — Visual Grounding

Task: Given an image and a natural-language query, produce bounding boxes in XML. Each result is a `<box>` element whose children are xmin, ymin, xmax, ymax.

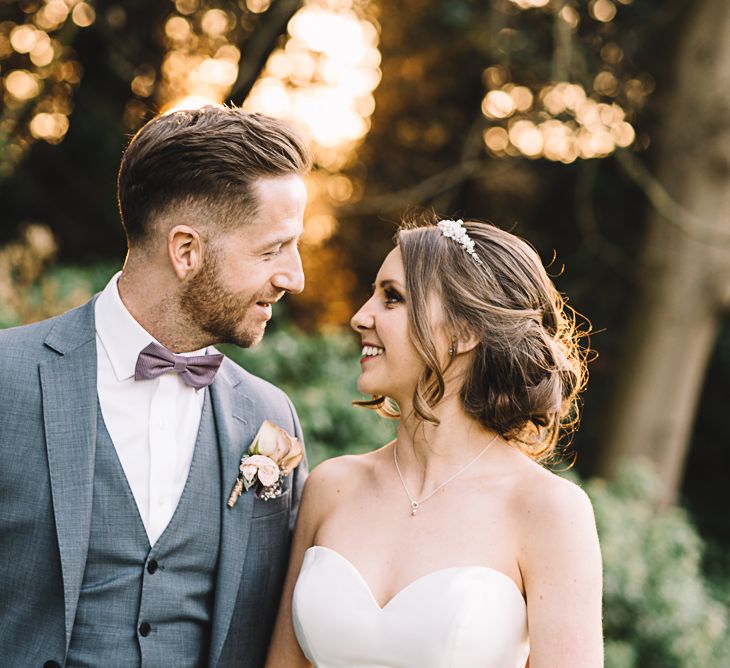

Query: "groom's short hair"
<box><xmin>117</xmin><ymin>105</ymin><xmax>311</xmax><ymax>247</ymax></box>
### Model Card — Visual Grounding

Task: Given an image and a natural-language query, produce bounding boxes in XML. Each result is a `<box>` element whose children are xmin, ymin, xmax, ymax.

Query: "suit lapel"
<box><xmin>39</xmin><ymin>300</ymin><xmax>99</xmax><ymax>651</ymax></box>
<box><xmin>40</xmin><ymin>303</ymin><xmax>263</xmax><ymax>663</ymax></box>
<box><xmin>208</xmin><ymin>362</ymin><xmax>260</xmax><ymax>668</ymax></box>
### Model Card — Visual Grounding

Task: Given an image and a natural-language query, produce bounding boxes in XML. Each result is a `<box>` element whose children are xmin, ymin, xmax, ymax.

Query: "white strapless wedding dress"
<box><xmin>292</xmin><ymin>546</ymin><xmax>529</xmax><ymax>668</ymax></box>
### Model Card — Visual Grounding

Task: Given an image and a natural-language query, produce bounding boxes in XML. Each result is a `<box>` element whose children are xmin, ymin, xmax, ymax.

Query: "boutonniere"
<box><xmin>227</xmin><ymin>420</ymin><xmax>304</xmax><ymax>508</ymax></box>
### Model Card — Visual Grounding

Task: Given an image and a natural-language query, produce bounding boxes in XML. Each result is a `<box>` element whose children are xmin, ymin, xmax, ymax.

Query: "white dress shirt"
<box><xmin>95</xmin><ymin>272</ymin><xmax>207</xmax><ymax>545</ymax></box>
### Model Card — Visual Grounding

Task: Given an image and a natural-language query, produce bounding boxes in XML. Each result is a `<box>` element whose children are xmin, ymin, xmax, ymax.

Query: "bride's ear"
<box><xmin>452</xmin><ymin>327</ymin><xmax>480</xmax><ymax>356</ymax></box>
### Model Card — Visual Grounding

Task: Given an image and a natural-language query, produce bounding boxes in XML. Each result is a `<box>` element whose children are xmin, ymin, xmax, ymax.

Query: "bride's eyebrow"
<box><xmin>371</xmin><ymin>279</ymin><xmax>404</xmax><ymax>291</ymax></box>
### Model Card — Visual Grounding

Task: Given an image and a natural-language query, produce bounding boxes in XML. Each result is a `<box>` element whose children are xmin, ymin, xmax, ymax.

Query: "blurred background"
<box><xmin>1</xmin><ymin>0</ymin><xmax>729</xmax><ymax>664</ymax></box>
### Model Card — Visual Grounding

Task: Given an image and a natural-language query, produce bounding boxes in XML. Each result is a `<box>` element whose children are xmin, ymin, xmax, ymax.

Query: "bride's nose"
<box><xmin>350</xmin><ymin>298</ymin><xmax>375</xmax><ymax>333</ymax></box>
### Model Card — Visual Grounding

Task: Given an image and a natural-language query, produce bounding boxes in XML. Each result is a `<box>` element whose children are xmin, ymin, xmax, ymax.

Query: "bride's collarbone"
<box><xmin>315</xmin><ymin>514</ymin><xmax>523</xmax><ymax>594</ymax></box>
<box><xmin>313</xmin><ymin>485</ymin><xmax>524</xmax><ymax>599</ymax></box>
<box><xmin>341</xmin><ymin>482</ymin><xmax>513</xmax><ymax>528</ymax></box>
<box><xmin>321</xmin><ymin>477</ymin><xmax>516</xmax><ymax>545</ymax></box>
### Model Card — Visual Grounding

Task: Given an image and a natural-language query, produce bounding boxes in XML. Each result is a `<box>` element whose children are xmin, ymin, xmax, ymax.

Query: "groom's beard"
<box><xmin>180</xmin><ymin>250</ymin><xmax>281</xmax><ymax>348</ymax></box>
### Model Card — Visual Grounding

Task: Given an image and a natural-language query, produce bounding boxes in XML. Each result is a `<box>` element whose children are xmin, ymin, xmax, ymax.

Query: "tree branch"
<box><xmin>230</xmin><ymin>0</ymin><xmax>304</xmax><ymax>104</ymax></box>
<box><xmin>430</xmin><ymin>112</ymin><xmax>488</xmax><ymax>212</ymax></box>
<box><xmin>614</xmin><ymin>149</ymin><xmax>730</xmax><ymax>245</ymax></box>
<box><xmin>574</xmin><ymin>160</ymin><xmax>635</xmax><ymax>276</ymax></box>
<box><xmin>338</xmin><ymin>159</ymin><xmax>517</xmax><ymax>217</ymax></box>
<box><xmin>552</xmin><ymin>2</ymin><xmax>573</xmax><ymax>82</ymax></box>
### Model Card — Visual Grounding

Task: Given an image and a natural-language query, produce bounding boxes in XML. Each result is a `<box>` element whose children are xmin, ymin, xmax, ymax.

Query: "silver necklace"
<box><xmin>393</xmin><ymin>434</ymin><xmax>499</xmax><ymax>516</ymax></box>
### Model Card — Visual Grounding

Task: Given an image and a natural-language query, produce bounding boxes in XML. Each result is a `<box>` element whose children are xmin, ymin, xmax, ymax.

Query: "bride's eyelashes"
<box><xmin>384</xmin><ymin>287</ymin><xmax>403</xmax><ymax>306</ymax></box>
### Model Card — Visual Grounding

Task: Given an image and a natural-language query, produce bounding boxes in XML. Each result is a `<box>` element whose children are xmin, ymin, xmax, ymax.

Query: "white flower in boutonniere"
<box><xmin>227</xmin><ymin>420</ymin><xmax>304</xmax><ymax>508</ymax></box>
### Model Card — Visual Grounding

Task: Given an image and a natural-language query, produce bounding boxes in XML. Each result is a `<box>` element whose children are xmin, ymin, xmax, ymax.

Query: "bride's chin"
<box><xmin>356</xmin><ymin>380</ymin><xmax>373</xmax><ymax>395</ymax></box>
<box><xmin>356</xmin><ymin>377</ymin><xmax>381</xmax><ymax>396</ymax></box>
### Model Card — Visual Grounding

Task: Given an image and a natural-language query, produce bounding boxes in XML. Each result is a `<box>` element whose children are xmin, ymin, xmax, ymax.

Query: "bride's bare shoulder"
<box><xmin>304</xmin><ymin>444</ymin><xmax>390</xmax><ymax>499</ymax></box>
<box><xmin>505</xmin><ymin>453</ymin><xmax>592</xmax><ymax>517</ymax></box>
<box><xmin>506</xmin><ymin>458</ymin><xmax>598</xmax><ymax>562</ymax></box>
<box><xmin>306</xmin><ymin>446</ymin><xmax>388</xmax><ymax>491</ymax></box>
<box><xmin>296</xmin><ymin>446</ymin><xmax>390</xmax><ymax>539</ymax></box>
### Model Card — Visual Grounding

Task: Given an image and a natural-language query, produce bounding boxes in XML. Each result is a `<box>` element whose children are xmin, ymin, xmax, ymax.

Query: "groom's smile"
<box><xmin>181</xmin><ymin>173</ymin><xmax>307</xmax><ymax>349</ymax></box>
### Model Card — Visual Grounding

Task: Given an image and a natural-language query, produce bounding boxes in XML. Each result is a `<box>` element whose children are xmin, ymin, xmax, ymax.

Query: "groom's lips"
<box><xmin>254</xmin><ymin>295</ymin><xmax>283</xmax><ymax>320</ymax></box>
<box><xmin>254</xmin><ymin>301</ymin><xmax>273</xmax><ymax>320</ymax></box>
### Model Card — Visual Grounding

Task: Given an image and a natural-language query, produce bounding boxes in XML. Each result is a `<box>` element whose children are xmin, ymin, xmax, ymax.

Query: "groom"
<box><xmin>0</xmin><ymin>106</ymin><xmax>311</xmax><ymax>667</ymax></box>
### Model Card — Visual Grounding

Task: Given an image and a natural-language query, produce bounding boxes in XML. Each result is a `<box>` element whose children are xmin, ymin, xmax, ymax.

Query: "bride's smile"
<box><xmin>350</xmin><ymin>247</ymin><xmax>447</xmax><ymax>407</ymax></box>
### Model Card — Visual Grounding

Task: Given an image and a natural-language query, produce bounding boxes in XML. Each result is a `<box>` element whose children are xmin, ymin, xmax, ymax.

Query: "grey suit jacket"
<box><xmin>0</xmin><ymin>298</ymin><xmax>307</xmax><ymax>667</ymax></box>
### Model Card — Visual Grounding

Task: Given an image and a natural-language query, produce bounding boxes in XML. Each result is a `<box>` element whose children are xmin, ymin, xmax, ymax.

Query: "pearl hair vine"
<box><xmin>436</xmin><ymin>219</ymin><xmax>484</xmax><ymax>266</ymax></box>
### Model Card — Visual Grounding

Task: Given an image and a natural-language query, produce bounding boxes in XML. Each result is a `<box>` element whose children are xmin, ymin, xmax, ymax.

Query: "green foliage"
<box><xmin>587</xmin><ymin>465</ymin><xmax>730</xmax><ymax>668</ymax></box>
<box><xmin>46</xmin><ymin>262</ymin><xmax>121</xmax><ymax>295</ymax></box>
<box><xmin>0</xmin><ymin>227</ymin><xmax>115</xmax><ymax>329</ymax></box>
<box><xmin>221</xmin><ymin>325</ymin><xmax>395</xmax><ymax>467</ymax></box>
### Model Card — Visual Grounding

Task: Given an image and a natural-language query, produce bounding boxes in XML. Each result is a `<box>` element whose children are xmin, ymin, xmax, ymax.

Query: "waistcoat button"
<box><xmin>139</xmin><ymin>621</ymin><xmax>151</xmax><ymax>637</ymax></box>
<box><xmin>147</xmin><ymin>559</ymin><xmax>159</xmax><ymax>574</ymax></box>
<box><xmin>43</xmin><ymin>662</ymin><xmax>61</xmax><ymax>668</ymax></box>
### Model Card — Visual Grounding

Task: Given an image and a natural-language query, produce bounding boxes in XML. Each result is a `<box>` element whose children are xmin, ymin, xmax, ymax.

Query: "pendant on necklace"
<box><xmin>410</xmin><ymin>501</ymin><xmax>419</xmax><ymax>516</ymax></box>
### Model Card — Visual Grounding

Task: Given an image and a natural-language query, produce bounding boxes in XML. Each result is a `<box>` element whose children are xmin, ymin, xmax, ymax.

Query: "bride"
<box><xmin>265</xmin><ymin>216</ymin><xmax>603</xmax><ymax>667</ymax></box>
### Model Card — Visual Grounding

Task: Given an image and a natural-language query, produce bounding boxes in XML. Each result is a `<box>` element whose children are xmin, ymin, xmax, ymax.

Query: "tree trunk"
<box><xmin>597</xmin><ymin>0</ymin><xmax>730</xmax><ymax>506</ymax></box>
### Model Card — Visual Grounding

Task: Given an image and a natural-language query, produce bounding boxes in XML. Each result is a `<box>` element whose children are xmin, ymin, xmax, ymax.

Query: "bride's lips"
<box><xmin>360</xmin><ymin>343</ymin><xmax>385</xmax><ymax>366</ymax></box>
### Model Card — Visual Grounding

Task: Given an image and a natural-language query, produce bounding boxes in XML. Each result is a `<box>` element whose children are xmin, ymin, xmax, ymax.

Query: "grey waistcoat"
<box><xmin>66</xmin><ymin>393</ymin><xmax>222</xmax><ymax>668</ymax></box>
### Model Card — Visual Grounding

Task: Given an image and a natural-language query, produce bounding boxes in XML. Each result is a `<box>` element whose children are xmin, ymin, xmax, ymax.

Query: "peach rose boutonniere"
<box><xmin>227</xmin><ymin>420</ymin><xmax>304</xmax><ymax>508</ymax></box>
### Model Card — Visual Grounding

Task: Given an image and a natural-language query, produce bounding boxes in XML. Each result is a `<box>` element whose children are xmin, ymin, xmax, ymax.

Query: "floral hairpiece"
<box><xmin>436</xmin><ymin>219</ymin><xmax>483</xmax><ymax>265</ymax></box>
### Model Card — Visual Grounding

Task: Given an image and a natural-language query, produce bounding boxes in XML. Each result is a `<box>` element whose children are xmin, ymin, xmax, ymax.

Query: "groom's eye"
<box><xmin>263</xmin><ymin>245</ymin><xmax>283</xmax><ymax>257</ymax></box>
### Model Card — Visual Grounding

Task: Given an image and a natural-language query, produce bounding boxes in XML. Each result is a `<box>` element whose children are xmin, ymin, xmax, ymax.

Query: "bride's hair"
<box><xmin>361</xmin><ymin>212</ymin><xmax>590</xmax><ymax>463</ymax></box>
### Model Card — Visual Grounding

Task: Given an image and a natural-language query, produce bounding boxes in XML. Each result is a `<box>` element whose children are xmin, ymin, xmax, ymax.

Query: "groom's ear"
<box><xmin>168</xmin><ymin>225</ymin><xmax>203</xmax><ymax>280</ymax></box>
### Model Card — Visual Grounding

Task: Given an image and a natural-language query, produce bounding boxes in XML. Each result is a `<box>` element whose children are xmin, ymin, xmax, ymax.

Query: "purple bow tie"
<box><xmin>135</xmin><ymin>342</ymin><xmax>224</xmax><ymax>390</ymax></box>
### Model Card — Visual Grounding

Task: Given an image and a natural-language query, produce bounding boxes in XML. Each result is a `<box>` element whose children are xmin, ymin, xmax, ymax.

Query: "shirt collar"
<box><xmin>95</xmin><ymin>271</ymin><xmax>207</xmax><ymax>382</ymax></box>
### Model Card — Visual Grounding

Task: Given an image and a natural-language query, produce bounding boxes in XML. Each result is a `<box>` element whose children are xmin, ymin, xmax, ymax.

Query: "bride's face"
<box><xmin>350</xmin><ymin>247</ymin><xmax>428</xmax><ymax>404</ymax></box>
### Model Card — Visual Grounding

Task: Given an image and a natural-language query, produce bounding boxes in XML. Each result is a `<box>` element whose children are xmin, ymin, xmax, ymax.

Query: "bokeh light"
<box><xmin>29</xmin><ymin>111</ymin><xmax>69</xmax><ymax>143</ymax></box>
<box><xmin>71</xmin><ymin>3</ymin><xmax>96</xmax><ymax>29</ymax></box>
<box><xmin>481</xmin><ymin>0</ymin><xmax>644</xmax><ymax>162</ymax></box>
<box><xmin>590</xmin><ymin>0</ymin><xmax>617</xmax><ymax>23</ymax></box>
<box><xmin>483</xmin><ymin>126</ymin><xmax>510</xmax><ymax>152</ymax></box>
<box><xmin>157</xmin><ymin>6</ymin><xmax>240</xmax><ymax>112</ymax></box>
<box><xmin>5</xmin><ymin>69</ymin><xmax>41</xmax><ymax>101</ymax></box>
<box><xmin>200</xmin><ymin>9</ymin><xmax>230</xmax><ymax>38</ymax></box>
<box><xmin>9</xmin><ymin>25</ymin><xmax>39</xmax><ymax>54</ymax></box>
<box><xmin>509</xmin><ymin>120</ymin><xmax>543</xmax><ymax>158</ymax></box>
<box><xmin>483</xmin><ymin>80</ymin><xmax>638</xmax><ymax>162</ymax></box>
<box><xmin>508</xmin><ymin>0</ymin><xmax>550</xmax><ymax>8</ymax></box>
<box><xmin>244</xmin><ymin>1</ymin><xmax>381</xmax><ymax>171</ymax></box>
<box><xmin>131</xmin><ymin>66</ymin><xmax>156</xmax><ymax>99</ymax></box>
<box><xmin>175</xmin><ymin>0</ymin><xmax>199</xmax><ymax>15</ymax></box>
<box><xmin>482</xmin><ymin>90</ymin><xmax>515</xmax><ymax>119</ymax></box>
<box><xmin>246</xmin><ymin>0</ymin><xmax>272</xmax><ymax>14</ymax></box>
<box><xmin>560</xmin><ymin>5</ymin><xmax>580</xmax><ymax>29</ymax></box>
<box><xmin>0</xmin><ymin>0</ymin><xmax>96</xmax><ymax>174</ymax></box>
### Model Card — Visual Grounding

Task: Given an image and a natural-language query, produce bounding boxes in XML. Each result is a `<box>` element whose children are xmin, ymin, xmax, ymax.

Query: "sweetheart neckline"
<box><xmin>305</xmin><ymin>545</ymin><xmax>526</xmax><ymax>611</ymax></box>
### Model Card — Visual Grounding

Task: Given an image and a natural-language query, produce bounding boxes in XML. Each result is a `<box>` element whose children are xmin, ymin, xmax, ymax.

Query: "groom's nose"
<box><xmin>272</xmin><ymin>246</ymin><xmax>305</xmax><ymax>294</ymax></box>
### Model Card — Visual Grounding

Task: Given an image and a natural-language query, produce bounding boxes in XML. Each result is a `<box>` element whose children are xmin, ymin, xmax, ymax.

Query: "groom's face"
<box><xmin>180</xmin><ymin>174</ymin><xmax>307</xmax><ymax>347</ymax></box>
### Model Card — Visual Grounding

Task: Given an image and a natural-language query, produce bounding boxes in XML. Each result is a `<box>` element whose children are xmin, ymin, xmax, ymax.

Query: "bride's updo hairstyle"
<box><xmin>389</xmin><ymin>213</ymin><xmax>587</xmax><ymax>461</ymax></box>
